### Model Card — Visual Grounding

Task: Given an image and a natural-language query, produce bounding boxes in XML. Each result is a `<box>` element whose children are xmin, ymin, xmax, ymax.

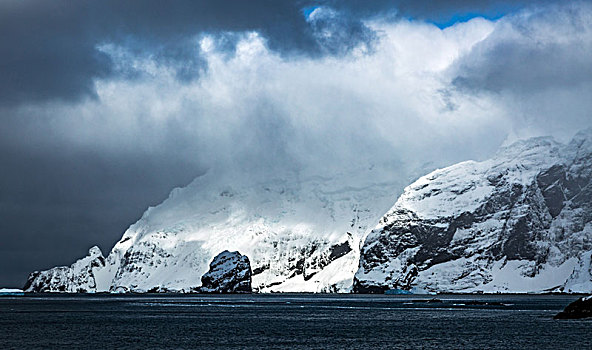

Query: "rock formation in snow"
<box><xmin>355</xmin><ymin>130</ymin><xmax>592</xmax><ymax>293</ymax></box>
<box><xmin>24</xmin><ymin>246</ymin><xmax>106</xmax><ymax>293</ymax></box>
<box><xmin>200</xmin><ymin>250</ymin><xmax>252</xmax><ymax>293</ymax></box>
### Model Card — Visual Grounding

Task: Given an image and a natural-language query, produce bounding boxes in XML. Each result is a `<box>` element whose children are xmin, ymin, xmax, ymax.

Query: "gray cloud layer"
<box><xmin>453</xmin><ymin>3</ymin><xmax>592</xmax><ymax>93</ymax></box>
<box><xmin>450</xmin><ymin>1</ymin><xmax>592</xmax><ymax>139</ymax></box>
<box><xmin>0</xmin><ymin>0</ymin><xmax>341</xmax><ymax>104</ymax></box>
<box><xmin>0</xmin><ymin>0</ymin><xmax>553</xmax><ymax>105</ymax></box>
<box><xmin>1</xmin><ymin>0</ymin><xmax>591</xmax><ymax>287</ymax></box>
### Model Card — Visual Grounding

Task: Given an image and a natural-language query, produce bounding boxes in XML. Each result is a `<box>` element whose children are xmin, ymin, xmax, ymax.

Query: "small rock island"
<box><xmin>554</xmin><ymin>296</ymin><xmax>592</xmax><ymax>319</ymax></box>
<box><xmin>200</xmin><ymin>250</ymin><xmax>252</xmax><ymax>293</ymax></box>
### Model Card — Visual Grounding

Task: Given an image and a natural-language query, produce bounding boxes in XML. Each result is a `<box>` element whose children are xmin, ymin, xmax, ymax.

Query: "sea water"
<box><xmin>0</xmin><ymin>294</ymin><xmax>590</xmax><ymax>349</ymax></box>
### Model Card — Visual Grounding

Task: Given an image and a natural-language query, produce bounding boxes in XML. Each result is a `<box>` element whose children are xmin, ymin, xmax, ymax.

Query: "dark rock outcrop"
<box><xmin>554</xmin><ymin>296</ymin><xmax>592</xmax><ymax>319</ymax></box>
<box><xmin>200</xmin><ymin>250</ymin><xmax>252</xmax><ymax>293</ymax></box>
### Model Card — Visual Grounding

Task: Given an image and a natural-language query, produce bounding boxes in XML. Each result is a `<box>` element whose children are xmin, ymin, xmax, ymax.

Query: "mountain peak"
<box><xmin>356</xmin><ymin>131</ymin><xmax>592</xmax><ymax>294</ymax></box>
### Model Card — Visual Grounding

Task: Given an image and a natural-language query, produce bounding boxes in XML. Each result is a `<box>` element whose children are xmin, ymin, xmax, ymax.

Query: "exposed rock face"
<box><xmin>200</xmin><ymin>251</ymin><xmax>252</xmax><ymax>293</ymax></box>
<box><xmin>23</xmin><ymin>246</ymin><xmax>106</xmax><ymax>292</ymax></box>
<box><xmin>554</xmin><ymin>296</ymin><xmax>592</xmax><ymax>319</ymax></box>
<box><xmin>355</xmin><ymin>130</ymin><xmax>592</xmax><ymax>293</ymax></box>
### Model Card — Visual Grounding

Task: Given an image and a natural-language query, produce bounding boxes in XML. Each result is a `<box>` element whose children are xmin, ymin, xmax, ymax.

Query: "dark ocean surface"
<box><xmin>0</xmin><ymin>294</ymin><xmax>590</xmax><ymax>349</ymax></box>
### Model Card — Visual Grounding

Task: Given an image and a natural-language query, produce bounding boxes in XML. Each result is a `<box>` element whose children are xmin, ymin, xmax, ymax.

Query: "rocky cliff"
<box><xmin>355</xmin><ymin>130</ymin><xmax>592</xmax><ymax>293</ymax></box>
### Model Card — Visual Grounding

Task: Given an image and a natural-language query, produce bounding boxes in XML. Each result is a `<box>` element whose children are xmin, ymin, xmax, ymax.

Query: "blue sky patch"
<box><xmin>302</xmin><ymin>6</ymin><xmax>320</xmax><ymax>19</ymax></box>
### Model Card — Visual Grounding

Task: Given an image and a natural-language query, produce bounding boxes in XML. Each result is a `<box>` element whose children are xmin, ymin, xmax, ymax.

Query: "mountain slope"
<box><xmin>24</xmin><ymin>166</ymin><xmax>401</xmax><ymax>293</ymax></box>
<box><xmin>355</xmin><ymin>130</ymin><xmax>592</xmax><ymax>293</ymax></box>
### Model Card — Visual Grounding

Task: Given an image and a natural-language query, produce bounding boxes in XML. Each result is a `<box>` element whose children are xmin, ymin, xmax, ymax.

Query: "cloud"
<box><xmin>452</xmin><ymin>2</ymin><xmax>592</xmax><ymax>92</ymax></box>
<box><xmin>0</xmin><ymin>0</ymin><xmax>367</xmax><ymax>105</ymax></box>
<box><xmin>6</xmin><ymin>2</ymin><xmax>590</xmax><ymax>182</ymax></box>
<box><xmin>3</xmin><ymin>17</ymin><xmax>505</xmax><ymax>179</ymax></box>
<box><xmin>450</xmin><ymin>1</ymin><xmax>592</xmax><ymax>140</ymax></box>
<box><xmin>0</xmin><ymin>0</ymin><xmax>557</xmax><ymax>106</ymax></box>
<box><xmin>315</xmin><ymin>0</ymin><xmax>555</xmax><ymax>25</ymax></box>
<box><xmin>0</xmin><ymin>1</ymin><xmax>112</xmax><ymax>104</ymax></box>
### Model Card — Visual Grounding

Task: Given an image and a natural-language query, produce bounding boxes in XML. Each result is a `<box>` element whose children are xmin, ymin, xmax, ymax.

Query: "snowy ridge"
<box><xmin>355</xmin><ymin>131</ymin><xmax>592</xmax><ymax>293</ymax></box>
<box><xmin>395</xmin><ymin>137</ymin><xmax>562</xmax><ymax>220</ymax></box>
<box><xmin>25</xmin><ymin>165</ymin><xmax>401</xmax><ymax>293</ymax></box>
<box><xmin>24</xmin><ymin>246</ymin><xmax>106</xmax><ymax>293</ymax></box>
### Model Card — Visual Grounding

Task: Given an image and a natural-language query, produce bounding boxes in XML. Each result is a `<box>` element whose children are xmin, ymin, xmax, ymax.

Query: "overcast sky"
<box><xmin>1</xmin><ymin>0</ymin><xmax>591</xmax><ymax>287</ymax></box>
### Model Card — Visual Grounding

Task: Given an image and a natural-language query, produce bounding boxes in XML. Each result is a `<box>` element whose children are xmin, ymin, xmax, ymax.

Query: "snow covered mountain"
<box><xmin>24</xmin><ymin>130</ymin><xmax>592</xmax><ymax>294</ymax></box>
<box><xmin>24</xmin><ymin>166</ymin><xmax>402</xmax><ymax>293</ymax></box>
<box><xmin>355</xmin><ymin>130</ymin><xmax>592</xmax><ymax>293</ymax></box>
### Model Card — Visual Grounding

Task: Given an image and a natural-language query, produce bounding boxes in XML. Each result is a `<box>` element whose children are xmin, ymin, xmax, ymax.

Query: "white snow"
<box><xmin>479</xmin><ymin>258</ymin><xmax>579</xmax><ymax>293</ymax></box>
<box><xmin>393</xmin><ymin>137</ymin><xmax>562</xmax><ymax>220</ymax></box>
<box><xmin>106</xmin><ymin>166</ymin><xmax>401</xmax><ymax>292</ymax></box>
<box><xmin>0</xmin><ymin>288</ymin><xmax>23</xmax><ymax>293</ymax></box>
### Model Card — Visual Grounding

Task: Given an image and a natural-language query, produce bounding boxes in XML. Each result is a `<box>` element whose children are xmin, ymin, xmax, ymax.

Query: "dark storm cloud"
<box><xmin>0</xmin><ymin>0</ymin><xmax>328</xmax><ymax>105</ymax></box>
<box><xmin>0</xmin><ymin>0</ymin><xmax>555</xmax><ymax>106</ymax></box>
<box><xmin>453</xmin><ymin>42</ymin><xmax>592</xmax><ymax>93</ymax></box>
<box><xmin>0</xmin><ymin>2</ymin><xmax>113</xmax><ymax>104</ymax></box>
<box><xmin>316</xmin><ymin>0</ymin><xmax>554</xmax><ymax>24</ymax></box>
